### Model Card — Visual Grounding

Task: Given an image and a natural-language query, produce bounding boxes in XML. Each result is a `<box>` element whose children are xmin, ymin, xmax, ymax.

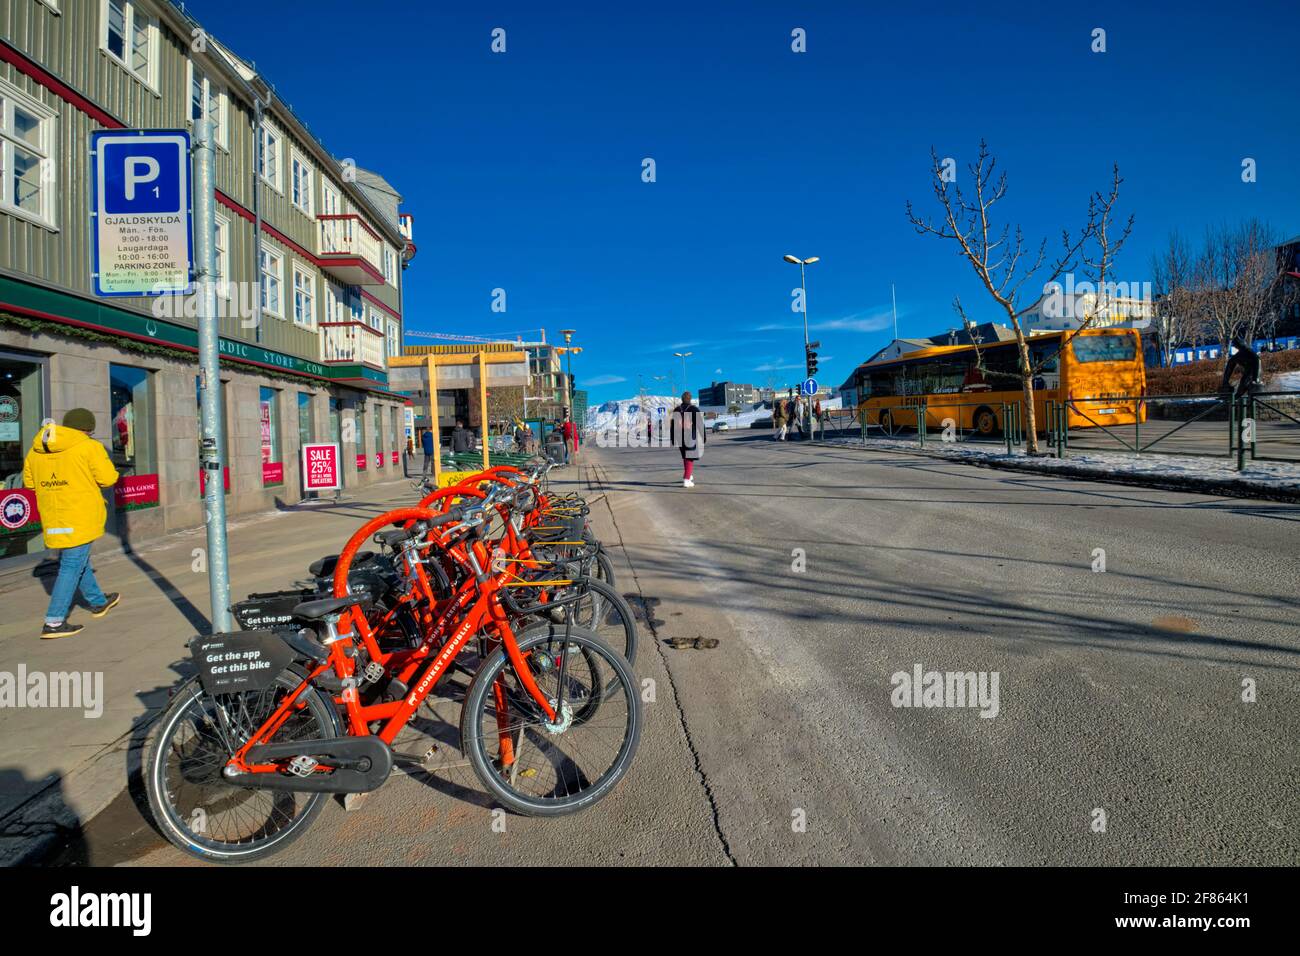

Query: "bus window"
<box><xmin>1030</xmin><ymin>342</ymin><xmax>1060</xmax><ymax>372</ymax></box>
<box><xmin>1072</xmin><ymin>333</ymin><xmax>1136</xmax><ymax>363</ymax></box>
<box><xmin>869</xmin><ymin>370</ymin><xmax>895</xmax><ymax>397</ymax></box>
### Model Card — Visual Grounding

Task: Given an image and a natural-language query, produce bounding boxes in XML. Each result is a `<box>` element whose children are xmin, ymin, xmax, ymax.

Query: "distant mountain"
<box><xmin>586</xmin><ymin>394</ymin><xmax>679</xmax><ymax>433</ymax></box>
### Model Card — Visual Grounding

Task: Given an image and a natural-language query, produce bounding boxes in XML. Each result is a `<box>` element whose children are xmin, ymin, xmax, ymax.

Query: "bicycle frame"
<box><xmin>223</xmin><ymin>506</ymin><xmax>560</xmax><ymax>780</ymax></box>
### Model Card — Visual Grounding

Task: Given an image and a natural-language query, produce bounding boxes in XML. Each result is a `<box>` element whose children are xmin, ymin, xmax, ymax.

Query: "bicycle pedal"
<box><xmin>287</xmin><ymin>755</ymin><xmax>319</xmax><ymax>777</ymax></box>
<box><xmin>363</xmin><ymin>661</ymin><xmax>385</xmax><ymax>683</ymax></box>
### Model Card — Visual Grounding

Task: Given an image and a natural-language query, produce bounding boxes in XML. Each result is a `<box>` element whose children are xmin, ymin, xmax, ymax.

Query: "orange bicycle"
<box><xmin>144</xmin><ymin>490</ymin><xmax>641</xmax><ymax>863</ymax></box>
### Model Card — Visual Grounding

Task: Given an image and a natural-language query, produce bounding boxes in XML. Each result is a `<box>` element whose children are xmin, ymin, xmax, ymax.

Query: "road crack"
<box><xmin>583</xmin><ymin>460</ymin><xmax>737</xmax><ymax>865</ymax></box>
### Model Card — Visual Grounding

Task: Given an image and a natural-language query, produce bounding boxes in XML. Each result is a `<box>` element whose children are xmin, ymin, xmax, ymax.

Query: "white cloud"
<box><xmin>811</xmin><ymin>311</ymin><xmax>893</xmax><ymax>333</ymax></box>
<box><xmin>583</xmin><ymin>374</ymin><xmax>627</xmax><ymax>387</ymax></box>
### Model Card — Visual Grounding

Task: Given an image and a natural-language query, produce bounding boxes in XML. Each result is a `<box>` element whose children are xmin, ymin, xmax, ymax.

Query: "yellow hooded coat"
<box><xmin>22</xmin><ymin>424</ymin><xmax>119</xmax><ymax>549</ymax></box>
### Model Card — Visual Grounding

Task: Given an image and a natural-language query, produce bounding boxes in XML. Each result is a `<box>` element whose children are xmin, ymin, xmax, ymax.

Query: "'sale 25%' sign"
<box><xmin>301</xmin><ymin>443</ymin><xmax>341</xmax><ymax>492</ymax></box>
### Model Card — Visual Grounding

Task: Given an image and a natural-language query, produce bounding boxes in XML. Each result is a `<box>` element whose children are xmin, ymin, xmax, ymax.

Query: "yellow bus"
<box><xmin>851</xmin><ymin>328</ymin><xmax>1147</xmax><ymax>436</ymax></box>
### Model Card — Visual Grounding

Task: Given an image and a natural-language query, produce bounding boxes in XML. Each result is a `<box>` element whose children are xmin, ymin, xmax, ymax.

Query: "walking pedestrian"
<box><xmin>670</xmin><ymin>391</ymin><xmax>706</xmax><ymax>488</ymax></box>
<box><xmin>420</xmin><ymin>428</ymin><xmax>435</xmax><ymax>476</ymax></box>
<box><xmin>514</xmin><ymin>420</ymin><xmax>530</xmax><ymax>453</ymax></box>
<box><xmin>450</xmin><ymin>420</ymin><xmax>474</xmax><ymax>455</ymax></box>
<box><xmin>562</xmin><ymin>414</ymin><xmax>579</xmax><ymax>463</ymax></box>
<box><xmin>22</xmin><ymin>409</ymin><xmax>120</xmax><ymax>639</ymax></box>
<box><xmin>773</xmin><ymin>400</ymin><xmax>787</xmax><ymax>441</ymax></box>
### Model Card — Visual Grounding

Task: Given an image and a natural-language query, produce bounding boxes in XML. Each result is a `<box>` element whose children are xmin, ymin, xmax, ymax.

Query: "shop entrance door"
<box><xmin>0</xmin><ymin>350</ymin><xmax>49</xmax><ymax>561</ymax></box>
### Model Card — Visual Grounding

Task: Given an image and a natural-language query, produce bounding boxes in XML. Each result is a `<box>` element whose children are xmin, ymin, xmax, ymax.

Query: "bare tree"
<box><xmin>1150</xmin><ymin>230</ymin><xmax>1196</xmax><ymax>367</ymax></box>
<box><xmin>906</xmin><ymin>141</ymin><xmax>1131</xmax><ymax>453</ymax></box>
<box><xmin>1196</xmin><ymin>220</ymin><xmax>1284</xmax><ymax>354</ymax></box>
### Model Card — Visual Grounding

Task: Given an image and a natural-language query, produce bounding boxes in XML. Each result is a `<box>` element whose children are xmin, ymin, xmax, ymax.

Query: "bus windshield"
<box><xmin>1072</xmin><ymin>333</ymin><xmax>1136</xmax><ymax>364</ymax></box>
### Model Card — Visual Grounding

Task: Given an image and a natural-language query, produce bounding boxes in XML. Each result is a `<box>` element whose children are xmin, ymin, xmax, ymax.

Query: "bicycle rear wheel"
<box><xmin>144</xmin><ymin>669</ymin><xmax>338</xmax><ymax>863</ymax></box>
<box><xmin>461</xmin><ymin>624</ymin><xmax>641</xmax><ymax>816</ymax></box>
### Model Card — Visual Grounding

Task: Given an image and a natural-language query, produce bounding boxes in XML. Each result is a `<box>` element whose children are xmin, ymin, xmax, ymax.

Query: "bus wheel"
<box><xmin>974</xmin><ymin>407</ymin><xmax>998</xmax><ymax>437</ymax></box>
<box><xmin>879</xmin><ymin>410</ymin><xmax>895</xmax><ymax>436</ymax></box>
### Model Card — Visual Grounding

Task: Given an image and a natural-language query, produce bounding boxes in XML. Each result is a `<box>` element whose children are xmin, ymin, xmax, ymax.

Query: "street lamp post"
<box><xmin>673</xmin><ymin>351</ymin><xmax>692</xmax><ymax>397</ymax></box>
<box><xmin>784</xmin><ymin>254</ymin><xmax>819</xmax><ymax>438</ymax></box>
<box><xmin>557</xmin><ymin>331</ymin><xmax>584</xmax><ymax>460</ymax></box>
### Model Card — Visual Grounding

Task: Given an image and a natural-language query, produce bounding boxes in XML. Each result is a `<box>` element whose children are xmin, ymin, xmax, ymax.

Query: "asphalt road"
<box><xmin>41</xmin><ymin>434</ymin><xmax>1300</xmax><ymax>866</ymax></box>
<box><xmin>585</xmin><ymin>431</ymin><xmax>1300</xmax><ymax>865</ymax></box>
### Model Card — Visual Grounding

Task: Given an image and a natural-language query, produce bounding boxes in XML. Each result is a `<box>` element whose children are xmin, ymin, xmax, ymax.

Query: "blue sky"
<box><xmin>192</xmin><ymin>0</ymin><xmax>1299</xmax><ymax>404</ymax></box>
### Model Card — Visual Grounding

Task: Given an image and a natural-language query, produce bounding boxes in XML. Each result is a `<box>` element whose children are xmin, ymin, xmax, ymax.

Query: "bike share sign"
<box><xmin>90</xmin><ymin>130</ymin><xmax>193</xmax><ymax>296</ymax></box>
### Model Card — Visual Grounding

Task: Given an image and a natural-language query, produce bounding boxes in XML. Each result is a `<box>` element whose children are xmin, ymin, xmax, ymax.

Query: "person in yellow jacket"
<box><xmin>22</xmin><ymin>408</ymin><xmax>121</xmax><ymax>639</ymax></box>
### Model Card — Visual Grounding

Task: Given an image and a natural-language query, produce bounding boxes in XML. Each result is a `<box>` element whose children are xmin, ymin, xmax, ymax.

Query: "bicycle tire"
<box><xmin>594</xmin><ymin>549</ymin><xmax>616</xmax><ymax>588</ymax></box>
<box><xmin>542</xmin><ymin>576</ymin><xmax>637</xmax><ymax>668</ymax></box>
<box><xmin>144</xmin><ymin>668</ymin><xmax>339</xmax><ymax>864</ymax></box>
<box><xmin>461</xmin><ymin>624</ymin><xmax>641</xmax><ymax>817</ymax></box>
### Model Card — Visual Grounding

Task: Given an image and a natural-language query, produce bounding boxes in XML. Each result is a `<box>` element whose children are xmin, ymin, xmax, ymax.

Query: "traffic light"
<box><xmin>805</xmin><ymin>341</ymin><xmax>820</xmax><ymax>378</ymax></box>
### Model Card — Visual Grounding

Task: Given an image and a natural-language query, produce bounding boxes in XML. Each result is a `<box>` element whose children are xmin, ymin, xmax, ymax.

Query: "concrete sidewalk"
<box><xmin>0</xmin><ymin>475</ymin><xmax>422</xmax><ymax>864</ymax></box>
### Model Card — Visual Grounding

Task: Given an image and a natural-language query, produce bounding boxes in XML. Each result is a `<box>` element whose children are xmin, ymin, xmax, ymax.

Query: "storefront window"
<box><xmin>297</xmin><ymin>392</ymin><xmax>314</xmax><ymax>448</ymax></box>
<box><xmin>328</xmin><ymin>397</ymin><xmax>345</xmax><ymax>486</ymax></box>
<box><xmin>109</xmin><ymin>364</ymin><xmax>155</xmax><ymax>476</ymax></box>
<box><xmin>374</xmin><ymin>404</ymin><xmax>384</xmax><ymax>467</ymax></box>
<box><xmin>0</xmin><ymin>351</ymin><xmax>47</xmax><ymax>560</ymax></box>
<box><xmin>259</xmin><ymin>387</ymin><xmax>281</xmax><ymax>465</ymax></box>
<box><xmin>260</xmin><ymin>387</ymin><xmax>283</xmax><ymax>486</ymax></box>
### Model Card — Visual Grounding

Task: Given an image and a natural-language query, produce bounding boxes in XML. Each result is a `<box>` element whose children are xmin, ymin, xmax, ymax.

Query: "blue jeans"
<box><xmin>45</xmin><ymin>543</ymin><xmax>107</xmax><ymax>626</ymax></box>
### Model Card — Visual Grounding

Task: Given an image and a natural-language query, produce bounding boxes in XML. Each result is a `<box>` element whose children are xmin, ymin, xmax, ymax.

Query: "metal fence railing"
<box><xmin>818</xmin><ymin>390</ymin><xmax>1300</xmax><ymax>471</ymax></box>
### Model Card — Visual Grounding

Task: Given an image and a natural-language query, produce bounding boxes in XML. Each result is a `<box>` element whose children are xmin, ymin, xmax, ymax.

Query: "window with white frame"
<box><xmin>291</xmin><ymin>151</ymin><xmax>313</xmax><ymax>215</ymax></box>
<box><xmin>387</xmin><ymin>320</ymin><xmax>400</xmax><ymax>360</ymax></box>
<box><xmin>292</xmin><ymin>264</ymin><xmax>316</xmax><ymax>329</ymax></box>
<box><xmin>367</xmin><ymin>307</ymin><xmax>383</xmax><ymax>333</ymax></box>
<box><xmin>0</xmin><ymin>80</ymin><xmax>57</xmax><ymax>228</ymax></box>
<box><xmin>102</xmin><ymin>0</ymin><xmax>157</xmax><ymax>88</ymax></box>
<box><xmin>260</xmin><ymin>245</ymin><xmax>284</xmax><ymax>318</ymax></box>
<box><xmin>259</xmin><ymin>124</ymin><xmax>282</xmax><ymax>191</ymax></box>
<box><xmin>321</xmin><ymin>180</ymin><xmax>340</xmax><ymax>216</ymax></box>
<box><xmin>214</xmin><ymin>213</ymin><xmax>230</xmax><ymax>298</ymax></box>
<box><xmin>383</xmin><ymin>246</ymin><xmax>397</xmax><ymax>286</ymax></box>
<box><xmin>188</xmin><ymin>61</ymin><xmax>228</xmax><ymax>148</ymax></box>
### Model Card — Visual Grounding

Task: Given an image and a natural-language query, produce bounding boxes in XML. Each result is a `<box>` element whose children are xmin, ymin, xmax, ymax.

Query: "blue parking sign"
<box><xmin>101</xmin><ymin>140</ymin><xmax>183</xmax><ymax>214</ymax></box>
<box><xmin>91</xmin><ymin>130</ymin><xmax>192</xmax><ymax>297</ymax></box>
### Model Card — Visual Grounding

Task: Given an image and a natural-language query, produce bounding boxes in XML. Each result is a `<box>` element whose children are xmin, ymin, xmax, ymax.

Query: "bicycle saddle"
<box><xmin>309</xmin><ymin>550</ymin><xmax>376</xmax><ymax>578</ymax></box>
<box><xmin>291</xmin><ymin>595</ymin><xmax>373</xmax><ymax>620</ymax></box>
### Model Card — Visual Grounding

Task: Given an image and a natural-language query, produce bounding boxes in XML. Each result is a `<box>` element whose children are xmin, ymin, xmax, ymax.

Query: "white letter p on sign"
<box><xmin>125</xmin><ymin>156</ymin><xmax>161</xmax><ymax>200</ymax></box>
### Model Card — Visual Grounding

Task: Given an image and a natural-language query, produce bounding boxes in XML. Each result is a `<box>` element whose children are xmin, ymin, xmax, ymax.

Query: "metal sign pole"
<box><xmin>194</xmin><ymin>120</ymin><xmax>232</xmax><ymax>632</ymax></box>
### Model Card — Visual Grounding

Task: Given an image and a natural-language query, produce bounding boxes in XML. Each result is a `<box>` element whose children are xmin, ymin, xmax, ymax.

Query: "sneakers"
<box><xmin>90</xmin><ymin>593</ymin><xmax>121</xmax><ymax>618</ymax></box>
<box><xmin>683</xmin><ymin>478</ymin><xmax>695</xmax><ymax>488</ymax></box>
<box><xmin>41</xmin><ymin>622</ymin><xmax>85</xmax><ymax>640</ymax></box>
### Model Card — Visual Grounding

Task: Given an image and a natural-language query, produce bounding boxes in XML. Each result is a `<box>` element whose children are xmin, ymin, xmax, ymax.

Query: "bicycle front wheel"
<box><xmin>461</xmin><ymin>624</ymin><xmax>641</xmax><ymax>816</ymax></box>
